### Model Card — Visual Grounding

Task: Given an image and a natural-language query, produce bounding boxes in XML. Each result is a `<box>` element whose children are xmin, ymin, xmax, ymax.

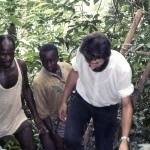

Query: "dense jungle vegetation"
<box><xmin>0</xmin><ymin>0</ymin><xmax>149</xmax><ymax>149</ymax></box>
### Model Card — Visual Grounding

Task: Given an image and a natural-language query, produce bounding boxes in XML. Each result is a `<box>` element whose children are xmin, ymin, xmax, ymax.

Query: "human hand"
<box><xmin>34</xmin><ymin>116</ymin><xmax>48</xmax><ymax>134</ymax></box>
<box><xmin>59</xmin><ymin>102</ymin><xmax>67</xmax><ymax>122</ymax></box>
<box><xmin>119</xmin><ymin>140</ymin><xmax>129</xmax><ymax>150</ymax></box>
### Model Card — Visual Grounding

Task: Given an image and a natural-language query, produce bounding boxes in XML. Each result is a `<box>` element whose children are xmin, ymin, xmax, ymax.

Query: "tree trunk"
<box><xmin>130</xmin><ymin>51</ymin><xmax>150</xmax><ymax>56</ymax></box>
<box><xmin>120</xmin><ymin>9</ymin><xmax>142</xmax><ymax>55</ymax></box>
<box><xmin>132</xmin><ymin>59</ymin><xmax>150</xmax><ymax>107</ymax></box>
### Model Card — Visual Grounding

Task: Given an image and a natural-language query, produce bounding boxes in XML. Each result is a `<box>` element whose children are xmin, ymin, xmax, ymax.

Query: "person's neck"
<box><xmin>52</xmin><ymin>67</ymin><xmax>58</xmax><ymax>74</ymax></box>
<box><xmin>0</xmin><ymin>60</ymin><xmax>15</xmax><ymax>72</ymax></box>
<box><xmin>51</xmin><ymin>65</ymin><xmax>62</xmax><ymax>77</ymax></box>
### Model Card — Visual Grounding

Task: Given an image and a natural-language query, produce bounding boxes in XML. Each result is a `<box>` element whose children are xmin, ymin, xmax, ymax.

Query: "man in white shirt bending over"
<box><xmin>59</xmin><ymin>32</ymin><xmax>134</xmax><ymax>150</ymax></box>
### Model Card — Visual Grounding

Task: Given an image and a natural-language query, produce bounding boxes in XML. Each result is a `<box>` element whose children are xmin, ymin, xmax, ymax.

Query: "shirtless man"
<box><xmin>0</xmin><ymin>35</ymin><xmax>54</xmax><ymax>150</ymax></box>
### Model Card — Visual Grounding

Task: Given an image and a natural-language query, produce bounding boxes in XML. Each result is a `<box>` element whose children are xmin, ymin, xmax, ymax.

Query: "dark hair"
<box><xmin>0</xmin><ymin>35</ymin><xmax>15</xmax><ymax>51</ymax></box>
<box><xmin>39</xmin><ymin>43</ymin><xmax>58</xmax><ymax>58</ymax></box>
<box><xmin>79</xmin><ymin>32</ymin><xmax>111</xmax><ymax>62</ymax></box>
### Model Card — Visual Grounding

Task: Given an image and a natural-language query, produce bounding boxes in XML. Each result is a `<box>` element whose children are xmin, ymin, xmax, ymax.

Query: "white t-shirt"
<box><xmin>71</xmin><ymin>50</ymin><xmax>134</xmax><ymax>107</ymax></box>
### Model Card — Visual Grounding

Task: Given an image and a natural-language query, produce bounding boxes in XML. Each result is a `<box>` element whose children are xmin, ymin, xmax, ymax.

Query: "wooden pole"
<box><xmin>120</xmin><ymin>9</ymin><xmax>143</xmax><ymax>55</ymax></box>
<box><xmin>132</xmin><ymin>59</ymin><xmax>150</xmax><ymax>106</ymax></box>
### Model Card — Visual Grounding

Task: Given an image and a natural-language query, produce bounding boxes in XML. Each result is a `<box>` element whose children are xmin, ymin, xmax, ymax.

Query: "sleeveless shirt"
<box><xmin>0</xmin><ymin>58</ymin><xmax>27</xmax><ymax>138</ymax></box>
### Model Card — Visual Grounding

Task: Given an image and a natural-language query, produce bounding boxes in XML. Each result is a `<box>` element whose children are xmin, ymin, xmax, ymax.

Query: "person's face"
<box><xmin>41</xmin><ymin>50</ymin><xmax>59</xmax><ymax>73</ymax></box>
<box><xmin>89</xmin><ymin>59</ymin><xmax>104</xmax><ymax>70</ymax></box>
<box><xmin>88</xmin><ymin>57</ymin><xmax>109</xmax><ymax>72</ymax></box>
<box><xmin>0</xmin><ymin>39</ymin><xmax>15</xmax><ymax>69</ymax></box>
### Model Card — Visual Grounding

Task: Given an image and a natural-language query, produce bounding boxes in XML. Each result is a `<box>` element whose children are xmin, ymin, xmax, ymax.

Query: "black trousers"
<box><xmin>64</xmin><ymin>92</ymin><xmax>119</xmax><ymax>150</ymax></box>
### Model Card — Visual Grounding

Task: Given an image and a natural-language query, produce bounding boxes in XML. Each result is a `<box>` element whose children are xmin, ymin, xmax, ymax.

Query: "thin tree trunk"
<box><xmin>120</xmin><ymin>9</ymin><xmax>150</xmax><ymax>105</ymax></box>
<box><xmin>132</xmin><ymin>59</ymin><xmax>150</xmax><ymax>106</ymax></box>
<box><xmin>120</xmin><ymin>9</ymin><xmax>142</xmax><ymax>55</ymax></box>
<box><xmin>130</xmin><ymin>51</ymin><xmax>150</xmax><ymax>56</ymax></box>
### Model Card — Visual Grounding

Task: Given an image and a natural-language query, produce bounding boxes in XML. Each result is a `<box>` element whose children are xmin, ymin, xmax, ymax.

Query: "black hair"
<box><xmin>0</xmin><ymin>35</ymin><xmax>15</xmax><ymax>51</ymax></box>
<box><xmin>79</xmin><ymin>32</ymin><xmax>111</xmax><ymax>62</ymax></box>
<box><xmin>39</xmin><ymin>43</ymin><xmax>58</xmax><ymax>58</ymax></box>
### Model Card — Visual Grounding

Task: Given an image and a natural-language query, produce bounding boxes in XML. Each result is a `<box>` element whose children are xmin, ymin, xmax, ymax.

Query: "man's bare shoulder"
<box><xmin>16</xmin><ymin>58</ymin><xmax>26</xmax><ymax>67</ymax></box>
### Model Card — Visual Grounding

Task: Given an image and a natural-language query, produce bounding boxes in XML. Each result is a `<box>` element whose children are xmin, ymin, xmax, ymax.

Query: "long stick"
<box><xmin>132</xmin><ymin>59</ymin><xmax>150</xmax><ymax>106</ymax></box>
<box><xmin>120</xmin><ymin>9</ymin><xmax>143</xmax><ymax>55</ymax></box>
<box><xmin>130</xmin><ymin>51</ymin><xmax>150</xmax><ymax>56</ymax></box>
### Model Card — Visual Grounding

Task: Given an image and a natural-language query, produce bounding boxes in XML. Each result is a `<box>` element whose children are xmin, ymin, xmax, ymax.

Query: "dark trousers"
<box><xmin>64</xmin><ymin>92</ymin><xmax>119</xmax><ymax>150</ymax></box>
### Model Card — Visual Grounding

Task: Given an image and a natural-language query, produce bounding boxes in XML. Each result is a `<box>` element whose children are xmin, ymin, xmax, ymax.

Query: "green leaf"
<box><xmin>19</xmin><ymin>39</ymin><xmax>30</xmax><ymax>46</ymax></box>
<box><xmin>94</xmin><ymin>0</ymin><xmax>99</xmax><ymax>4</ymax></box>
<box><xmin>43</xmin><ymin>9</ymin><xmax>53</xmax><ymax>14</ymax></box>
<box><xmin>0</xmin><ymin>22</ymin><xmax>4</xmax><ymax>27</ymax></box>
<box><xmin>135</xmin><ymin>44</ymin><xmax>144</xmax><ymax>50</ymax></box>
<box><xmin>8</xmin><ymin>16</ymin><xmax>22</xmax><ymax>27</ymax></box>
<box><xmin>27</xmin><ymin>1</ymin><xmax>35</xmax><ymax>8</ymax></box>
<box><xmin>89</xmin><ymin>26</ymin><xmax>93</xmax><ymax>33</ymax></box>
<box><xmin>91</xmin><ymin>25</ymin><xmax>98</xmax><ymax>31</ymax></box>
<box><xmin>105</xmin><ymin>19</ymin><xmax>115</xmax><ymax>26</ymax></box>
<box><xmin>145</xmin><ymin>43</ymin><xmax>150</xmax><ymax>48</ymax></box>
<box><xmin>84</xmin><ymin>1</ymin><xmax>90</xmax><ymax>6</ymax></box>
<box><xmin>32</xmin><ymin>2</ymin><xmax>47</xmax><ymax>10</ymax></box>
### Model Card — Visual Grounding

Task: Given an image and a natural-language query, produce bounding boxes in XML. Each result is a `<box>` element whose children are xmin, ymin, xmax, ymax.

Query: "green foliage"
<box><xmin>7</xmin><ymin>16</ymin><xmax>22</xmax><ymax>27</ymax></box>
<box><xmin>3</xmin><ymin>136</ymin><xmax>20</xmax><ymax>150</ymax></box>
<box><xmin>0</xmin><ymin>0</ymin><xmax>149</xmax><ymax>149</ymax></box>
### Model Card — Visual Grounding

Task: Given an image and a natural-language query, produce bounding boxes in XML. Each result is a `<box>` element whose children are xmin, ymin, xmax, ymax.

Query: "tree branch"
<box><xmin>132</xmin><ymin>59</ymin><xmax>150</xmax><ymax>106</ymax></box>
<box><xmin>120</xmin><ymin>9</ymin><xmax>142</xmax><ymax>55</ymax></box>
<box><xmin>130</xmin><ymin>51</ymin><xmax>150</xmax><ymax>56</ymax></box>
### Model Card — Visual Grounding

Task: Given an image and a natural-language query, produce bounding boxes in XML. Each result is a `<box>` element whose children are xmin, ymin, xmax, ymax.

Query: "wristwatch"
<box><xmin>120</xmin><ymin>136</ymin><xmax>130</xmax><ymax>142</ymax></box>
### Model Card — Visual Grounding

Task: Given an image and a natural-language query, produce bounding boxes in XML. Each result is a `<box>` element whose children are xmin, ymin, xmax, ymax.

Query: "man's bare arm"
<box><xmin>119</xmin><ymin>96</ymin><xmax>133</xmax><ymax>149</ymax></box>
<box><xmin>59</xmin><ymin>68</ymin><xmax>78</xmax><ymax>121</ymax></box>
<box><xmin>62</xmin><ymin>68</ymin><xmax>78</xmax><ymax>103</ymax></box>
<box><xmin>18</xmin><ymin>59</ymin><xmax>46</xmax><ymax>133</ymax></box>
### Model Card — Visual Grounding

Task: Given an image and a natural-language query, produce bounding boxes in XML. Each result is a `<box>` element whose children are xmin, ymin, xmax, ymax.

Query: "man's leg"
<box><xmin>14</xmin><ymin>120</ymin><xmax>35</xmax><ymax>150</ymax></box>
<box><xmin>42</xmin><ymin>117</ymin><xmax>57</xmax><ymax>149</ymax></box>
<box><xmin>64</xmin><ymin>92</ymin><xmax>91</xmax><ymax>150</ymax></box>
<box><xmin>39</xmin><ymin>132</ymin><xmax>56</xmax><ymax>150</ymax></box>
<box><xmin>92</xmin><ymin>104</ymin><xmax>119</xmax><ymax>150</ymax></box>
<box><xmin>54</xmin><ymin>121</ymin><xmax>65</xmax><ymax>150</ymax></box>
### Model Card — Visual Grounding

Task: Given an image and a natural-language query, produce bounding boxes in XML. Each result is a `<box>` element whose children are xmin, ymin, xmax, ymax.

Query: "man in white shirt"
<box><xmin>59</xmin><ymin>32</ymin><xmax>134</xmax><ymax>150</ymax></box>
